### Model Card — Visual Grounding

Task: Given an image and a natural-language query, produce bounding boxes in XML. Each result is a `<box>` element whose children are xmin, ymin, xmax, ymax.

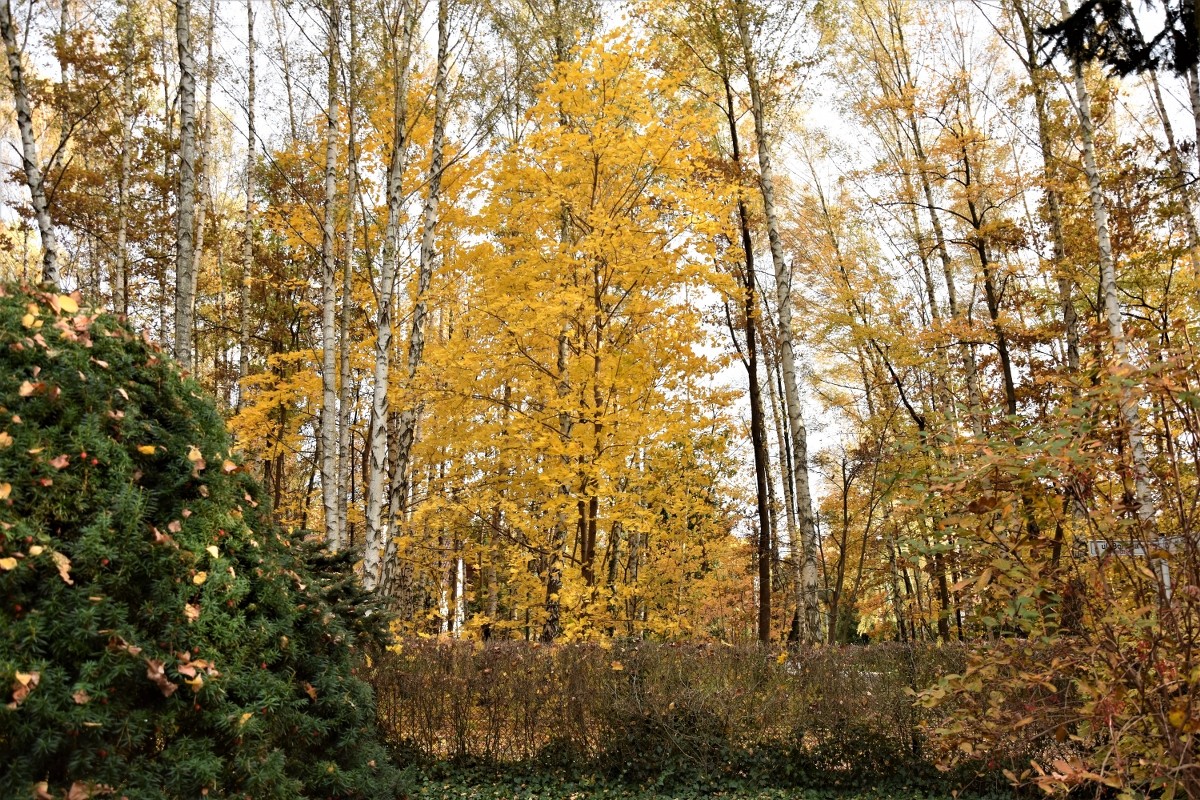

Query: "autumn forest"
<box><xmin>1</xmin><ymin>0</ymin><xmax>1199</xmax><ymax>790</ymax></box>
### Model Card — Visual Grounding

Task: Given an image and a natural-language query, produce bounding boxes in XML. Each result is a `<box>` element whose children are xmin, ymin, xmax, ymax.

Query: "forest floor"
<box><xmin>398</xmin><ymin>774</ymin><xmax>983</xmax><ymax>800</ymax></box>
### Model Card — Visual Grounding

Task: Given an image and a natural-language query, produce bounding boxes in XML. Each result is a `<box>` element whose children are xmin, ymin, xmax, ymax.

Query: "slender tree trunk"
<box><xmin>337</xmin><ymin>0</ymin><xmax>360</xmax><ymax>550</ymax></box>
<box><xmin>541</xmin><ymin>332</ymin><xmax>572</xmax><ymax>641</ymax></box>
<box><xmin>734</xmin><ymin>0</ymin><xmax>818</xmax><ymax>641</ymax></box>
<box><xmin>1</xmin><ymin>0</ymin><xmax>60</xmax><ymax>287</ymax></box>
<box><xmin>717</xmin><ymin>57</ymin><xmax>775</xmax><ymax>643</ymax></box>
<box><xmin>174</xmin><ymin>0</ymin><xmax>197</xmax><ymax>371</ymax></box>
<box><xmin>541</xmin><ymin>10</ymin><xmax>574</xmax><ymax>641</ymax></box>
<box><xmin>762</xmin><ymin>312</ymin><xmax>798</xmax><ymax>574</ymax></box>
<box><xmin>269</xmin><ymin>0</ymin><xmax>298</xmax><ymax>141</ymax></box>
<box><xmin>320</xmin><ymin>0</ymin><xmax>341</xmax><ymax>551</ymax></box>
<box><xmin>115</xmin><ymin>3</ymin><xmax>135</xmax><ymax>315</ymax></box>
<box><xmin>363</xmin><ymin>0</ymin><xmax>416</xmax><ymax>592</ymax></box>
<box><xmin>1145</xmin><ymin>68</ymin><xmax>1200</xmax><ymax>274</ymax></box>
<box><xmin>1061</xmin><ymin>0</ymin><xmax>1155</xmax><ymax>525</ymax></box>
<box><xmin>379</xmin><ymin>0</ymin><xmax>450</xmax><ymax>597</ymax></box>
<box><xmin>883</xmin><ymin>9</ymin><xmax>987</xmax><ymax>437</ymax></box>
<box><xmin>238</xmin><ymin>0</ymin><xmax>254</xmax><ymax>412</ymax></box>
<box><xmin>1187</xmin><ymin>65</ymin><xmax>1200</xmax><ymax>173</ymax></box>
<box><xmin>1013</xmin><ymin>0</ymin><xmax>1079</xmax><ymax>374</ymax></box>
<box><xmin>189</xmin><ymin>0</ymin><xmax>215</xmax><ymax>357</ymax></box>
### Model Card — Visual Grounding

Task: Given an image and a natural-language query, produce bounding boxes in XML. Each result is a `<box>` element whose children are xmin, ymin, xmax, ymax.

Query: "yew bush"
<box><xmin>0</xmin><ymin>283</ymin><xmax>397</xmax><ymax>799</ymax></box>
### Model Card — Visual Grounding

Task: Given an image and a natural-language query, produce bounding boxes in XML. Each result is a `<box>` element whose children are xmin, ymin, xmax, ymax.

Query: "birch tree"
<box><xmin>238</xmin><ymin>0</ymin><xmax>255</xmax><ymax>412</ymax></box>
<box><xmin>1059</xmin><ymin>0</ymin><xmax>1155</xmax><ymax>525</ymax></box>
<box><xmin>320</xmin><ymin>0</ymin><xmax>341</xmax><ymax>551</ymax></box>
<box><xmin>731</xmin><ymin>0</ymin><xmax>820</xmax><ymax>641</ymax></box>
<box><xmin>363</xmin><ymin>0</ymin><xmax>416</xmax><ymax>591</ymax></box>
<box><xmin>379</xmin><ymin>0</ymin><xmax>451</xmax><ymax>597</ymax></box>
<box><xmin>1</xmin><ymin>0</ymin><xmax>60</xmax><ymax>287</ymax></box>
<box><xmin>174</xmin><ymin>0</ymin><xmax>197</xmax><ymax>371</ymax></box>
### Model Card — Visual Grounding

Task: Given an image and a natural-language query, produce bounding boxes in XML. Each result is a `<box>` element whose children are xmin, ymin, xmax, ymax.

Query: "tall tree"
<box><xmin>320</xmin><ymin>0</ymin><xmax>341</xmax><ymax>551</ymax></box>
<box><xmin>380</xmin><ymin>0</ymin><xmax>452</xmax><ymax>597</ymax></box>
<box><xmin>732</xmin><ymin>0</ymin><xmax>819</xmax><ymax>641</ymax></box>
<box><xmin>363</xmin><ymin>0</ymin><xmax>417</xmax><ymax>592</ymax></box>
<box><xmin>1</xmin><ymin>0</ymin><xmax>60</xmax><ymax>286</ymax></box>
<box><xmin>238</xmin><ymin>0</ymin><xmax>255</xmax><ymax>412</ymax></box>
<box><xmin>175</xmin><ymin>0</ymin><xmax>197</xmax><ymax>370</ymax></box>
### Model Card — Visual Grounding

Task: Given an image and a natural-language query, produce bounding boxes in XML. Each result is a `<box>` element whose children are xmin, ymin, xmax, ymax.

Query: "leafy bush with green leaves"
<box><xmin>0</xmin><ymin>284</ymin><xmax>398</xmax><ymax>799</ymax></box>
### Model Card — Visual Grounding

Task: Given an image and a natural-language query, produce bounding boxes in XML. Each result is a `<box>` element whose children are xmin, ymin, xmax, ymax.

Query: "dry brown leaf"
<box><xmin>145</xmin><ymin>659</ymin><xmax>178</xmax><ymax>697</ymax></box>
<box><xmin>52</xmin><ymin>551</ymin><xmax>73</xmax><ymax>585</ymax></box>
<box><xmin>8</xmin><ymin>671</ymin><xmax>39</xmax><ymax>708</ymax></box>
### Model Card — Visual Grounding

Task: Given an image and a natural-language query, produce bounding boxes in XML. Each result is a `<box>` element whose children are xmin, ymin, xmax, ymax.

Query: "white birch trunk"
<box><xmin>363</xmin><ymin>0</ymin><xmax>416</xmax><ymax>592</ymax></box>
<box><xmin>190</xmin><ymin>0</ymin><xmax>215</xmax><ymax>345</ymax></box>
<box><xmin>734</xmin><ymin>0</ymin><xmax>819</xmax><ymax>641</ymax></box>
<box><xmin>1</xmin><ymin>0</ymin><xmax>60</xmax><ymax>287</ymax></box>
<box><xmin>174</xmin><ymin>0</ymin><xmax>197</xmax><ymax>372</ymax></box>
<box><xmin>1062</xmin><ymin>3</ymin><xmax>1155</xmax><ymax>525</ymax></box>
<box><xmin>379</xmin><ymin>0</ymin><xmax>450</xmax><ymax>597</ymax></box>
<box><xmin>238</xmin><ymin>0</ymin><xmax>254</xmax><ymax>411</ymax></box>
<box><xmin>337</xmin><ymin>0</ymin><xmax>360</xmax><ymax>550</ymax></box>
<box><xmin>115</xmin><ymin>5</ymin><xmax>134</xmax><ymax>315</ymax></box>
<box><xmin>320</xmin><ymin>0</ymin><xmax>341</xmax><ymax>551</ymax></box>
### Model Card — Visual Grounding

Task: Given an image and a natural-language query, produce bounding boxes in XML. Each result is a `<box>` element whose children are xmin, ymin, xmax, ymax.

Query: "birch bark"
<box><xmin>379</xmin><ymin>0</ymin><xmax>450</xmax><ymax>597</ymax></box>
<box><xmin>115</xmin><ymin>5</ymin><xmax>135</xmax><ymax>314</ymax></box>
<box><xmin>336</xmin><ymin>0</ymin><xmax>360</xmax><ymax>550</ymax></box>
<box><xmin>174</xmin><ymin>0</ymin><xmax>197</xmax><ymax>372</ymax></box>
<box><xmin>188</xmin><ymin>0</ymin><xmax>215</xmax><ymax>361</ymax></box>
<box><xmin>1060</xmin><ymin>0</ymin><xmax>1155</xmax><ymax>525</ymax></box>
<box><xmin>363</xmin><ymin>0</ymin><xmax>416</xmax><ymax>591</ymax></box>
<box><xmin>733</xmin><ymin>0</ymin><xmax>818</xmax><ymax>641</ymax></box>
<box><xmin>238</xmin><ymin>0</ymin><xmax>254</xmax><ymax>412</ymax></box>
<box><xmin>0</xmin><ymin>0</ymin><xmax>60</xmax><ymax>287</ymax></box>
<box><xmin>320</xmin><ymin>0</ymin><xmax>341</xmax><ymax>551</ymax></box>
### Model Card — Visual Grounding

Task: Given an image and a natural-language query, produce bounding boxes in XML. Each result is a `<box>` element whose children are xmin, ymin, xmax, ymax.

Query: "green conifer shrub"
<box><xmin>0</xmin><ymin>284</ymin><xmax>398</xmax><ymax>799</ymax></box>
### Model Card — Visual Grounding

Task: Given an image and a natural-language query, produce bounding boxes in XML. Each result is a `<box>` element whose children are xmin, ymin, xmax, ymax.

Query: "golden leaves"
<box><xmin>136</xmin><ymin>445</ymin><xmax>157</xmax><ymax>455</ymax></box>
<box><xmin>4</xmin><ymin>543</ymin><xmax>74</xmax><ymax>581</ymax></box>
<box><xmin>55</xmin><ymin>294</ymin><xmax>80</xmax><ymax>314</ymax></box>
<box><xmin>0</xmin><ymin>483</ymin><xmax>10</xmax><ymax>501</ymax></box>
<box><xmin>188</xmin><ymin>445</ymin><xmax>206</xmax><ymax>474</ymax></box>
<box><xmin>0</xmin><ymin>431</ymin><xmax>11</xmax><ymax>448</ymax></box>
<box><xmin>193</xmin><ymin>571</ymin><xmax>208</xmax><ymax>585</ymax></box>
